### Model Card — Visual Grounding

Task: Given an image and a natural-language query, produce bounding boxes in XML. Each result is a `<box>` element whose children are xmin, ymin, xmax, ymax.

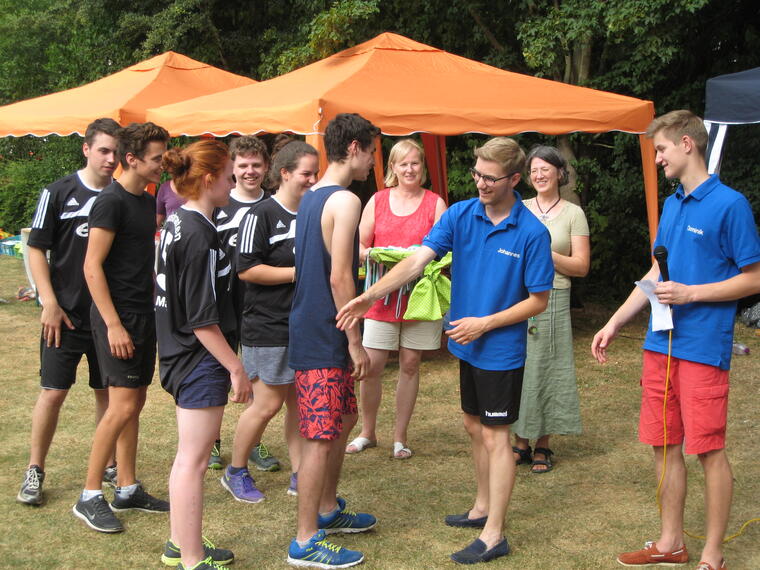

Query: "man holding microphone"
<box><xmin>592</xmin><ymin>110</ymin><xmax>760</xmax><ymax>570</ymax></box>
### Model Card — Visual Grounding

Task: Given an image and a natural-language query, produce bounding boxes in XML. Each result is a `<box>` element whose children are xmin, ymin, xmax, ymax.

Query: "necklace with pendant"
<box><xmin>536</xmin><ymin>196</ymin><xmax>561</xmax><ymax>221</ymax></box>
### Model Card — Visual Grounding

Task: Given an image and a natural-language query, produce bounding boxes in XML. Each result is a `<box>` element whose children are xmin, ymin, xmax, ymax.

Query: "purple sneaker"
<box><xmin>220</xmin><ymin>466</ymin><xmax>265</xmax><ymax>503</ymax></box>
<box><xmin>287</xmin><ymin>472</ymin><xmax>298</xmax><ymax>496</ymax></box>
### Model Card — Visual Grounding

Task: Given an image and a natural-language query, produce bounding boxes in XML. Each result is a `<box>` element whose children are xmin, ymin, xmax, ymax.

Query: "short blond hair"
<box><xmin>473</xmin><ymin>137</ymin><xmax>526</xmax><ymax>176</ymax></box>
<box><xmin>646</xmin><ymin>110</ymin><xmax>708</xmax><ymax>157</ymax></box>
<box><xmin>384</xmin><ymin>139</ymin><xmax>427</xmax><ymax>187</ymax></box>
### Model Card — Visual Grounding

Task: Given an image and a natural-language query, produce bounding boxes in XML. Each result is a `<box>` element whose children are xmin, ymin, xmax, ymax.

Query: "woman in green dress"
<box><xmin>512</xmin><ymin>145</ymin><xmax>590</xmax><ymax>473</ymax></box>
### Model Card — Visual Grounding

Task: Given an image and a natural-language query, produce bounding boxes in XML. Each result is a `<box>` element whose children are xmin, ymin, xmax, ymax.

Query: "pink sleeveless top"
<box><xmin>365</xmin><ymin>188</ymin><xmax>439</xmax><ymax>322</ymax></box>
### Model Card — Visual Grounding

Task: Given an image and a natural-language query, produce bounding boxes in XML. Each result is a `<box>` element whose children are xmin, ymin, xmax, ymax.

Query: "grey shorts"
<box><xmin>241</xmin><ymin>345</ymin><xmax>294</xmax><ymax>386</ymax></box>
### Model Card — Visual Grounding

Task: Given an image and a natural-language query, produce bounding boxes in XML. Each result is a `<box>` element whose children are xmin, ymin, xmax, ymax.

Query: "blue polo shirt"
<box><xmin>423</xmin><ymin>193</ymin><xmax>554</xmax><ymax>371</ymax></box>
<box><xmin>644</xmin><ymin>175</ymin><xmax>760</xmax><ymax>370</ymax></box>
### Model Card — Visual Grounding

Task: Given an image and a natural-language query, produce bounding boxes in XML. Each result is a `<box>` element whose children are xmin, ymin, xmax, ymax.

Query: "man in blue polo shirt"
<box><xmin>338</xmin><ymin>137</ymin><xmax>554</xmax><ymax>565</ymax></box>
<box><xmin>592</xmin><ymin>110</ymin><xmax>760</xmax><ymax>570</ymax></box>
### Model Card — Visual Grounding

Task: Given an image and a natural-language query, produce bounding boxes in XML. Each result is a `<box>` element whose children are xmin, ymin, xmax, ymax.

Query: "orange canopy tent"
<box><xmin>146</xmin><ymin>33</ymin><xmax>659</xmax><ymax>242</ymax></box>
<box><xmin>0</xmin><ymin>51</ymin><xmax>255</xmax><ymax>137</ymax></box>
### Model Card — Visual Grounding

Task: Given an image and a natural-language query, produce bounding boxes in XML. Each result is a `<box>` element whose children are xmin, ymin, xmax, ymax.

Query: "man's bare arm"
<box><xmin>84</xmin><ymin>227</ymin><xmax>134</xmax><ymax>359</ymax></box>
<box><xmin>325</xmin><ymin>190</ymin><xmax>369</xmax><ymax>378</ymax></box>
<box><xmin>336</xmin><ymin>246</ymin><xmax>437</xmax><ymax>331</ymax></box>
<box><xmin>655</xmin><ymin>260</ymin><xmax>760</xmax><ymax>305</ymax></box>
<box><xmin>591</xmin><ymin>262</ymin><xmax>659</xmax><ymax>364</ymax></box>
<box><xmin>238</xmin><ymin>265</ymin><xmax>295</xmax><ymax>286</ymax></box>
<box><xmin>447</xmin><ymin>290</ymin><xmax>550</xmax><ymax>345</ymax></box>
<box><xmin>28</xmin><ymin>246</ymin><xmax>74</xmax><ymax>347</ymax></box>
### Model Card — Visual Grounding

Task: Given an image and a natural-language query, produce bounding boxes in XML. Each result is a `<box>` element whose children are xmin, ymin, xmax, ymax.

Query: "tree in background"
<box><xmin>0</xmin><ymin>0</ymin><xmax>757</xmax><ymax>297</ymax></box>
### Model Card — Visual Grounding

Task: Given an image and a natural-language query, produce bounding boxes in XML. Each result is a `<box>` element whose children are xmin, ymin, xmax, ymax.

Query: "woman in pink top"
<box><xmin>346</xmin><ymin>139</ymin><xmax>447</xmax><ymax>459</ymax></box>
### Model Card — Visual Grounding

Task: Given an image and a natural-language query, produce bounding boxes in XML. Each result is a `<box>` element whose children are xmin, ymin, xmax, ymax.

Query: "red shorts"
<box><xmin>639</xmin><ymin>350</ymin><xmax>729</xmax><ymax>455</ymax></box>
<box><xmin>295</xmin><ymin>368</ymin><xmax>357</xmax><ymax>440</ymax></box>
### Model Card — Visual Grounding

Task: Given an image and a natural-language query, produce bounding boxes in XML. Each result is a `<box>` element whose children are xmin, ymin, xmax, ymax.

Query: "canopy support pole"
<box><xmin>639</xmin><ymin>134</ymin><xmax>659</xmax><ymax>249</ymax></box>
<box><xmin>421</xmin><ymin>134</ymin><xmax>449</xmax><ymax>204</ymax></box>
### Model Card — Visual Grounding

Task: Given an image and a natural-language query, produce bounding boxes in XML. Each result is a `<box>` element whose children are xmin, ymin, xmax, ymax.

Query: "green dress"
<box><xmin>512</xmin><ymin>200</ymin><xmax>589</xmax><ymax>439</ymax></box>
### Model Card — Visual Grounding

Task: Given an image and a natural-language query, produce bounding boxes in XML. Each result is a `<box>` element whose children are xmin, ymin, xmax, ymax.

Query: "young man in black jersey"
<box><xmin>211</xmin><ymin>135</ymin><xmax>281</xmax><ymax>472</ymax></box>
<box><xmin>18</xmin><ymin>118</ymin><xmax>121</xmax><ymax>506</ymax></box>
<box><xmin>73</xmin><ymin>122</ymin><xmax>170</xmax><ymax>534</ymax></box>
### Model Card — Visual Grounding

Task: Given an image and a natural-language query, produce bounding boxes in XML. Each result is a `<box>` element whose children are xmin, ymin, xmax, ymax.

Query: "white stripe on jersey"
<box><xmin>60</xmin><ymin>196</ymin><xmax>97</xmax><ymax>219</ymax></box>
<box><xmin>239</xmin><ymin>214</ymin><xmax>258</xmax><ymax>255</ymax></box>
<box><xmin>209</xmin><ymin>248</ymin><xmax>217</xmax><ymax>300</ymax></box>
<box><xmin>216</xmin><ymin>207</ymin><xmax>250</xmax><ymax>233</ymax></box>
<box><xmin>32</xmin><ymin>189</ymin><xmax>51</xmax><ymax>228</ymax></box>
<box><xmin>269</xmin><ymin>219</ymin><xmax>296</xmax><ymax>245</ymax></box>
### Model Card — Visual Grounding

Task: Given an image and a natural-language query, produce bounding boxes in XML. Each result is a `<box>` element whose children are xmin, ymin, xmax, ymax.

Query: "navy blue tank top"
<box><xmin>288</xmin><ymin>185</ymin><xmax>359</xmax><ymax>370</ymax></box>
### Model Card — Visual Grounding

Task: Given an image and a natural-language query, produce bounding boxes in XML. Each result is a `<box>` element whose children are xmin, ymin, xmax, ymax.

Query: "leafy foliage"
<box><xmin>0</xmin><ymin>0</ymin><xmax>758</xmax><ymax>297</ymax></box>
<box><xmin>0</xmin><ymin>137</ymin><xmax>84</xmax><ymax>233</ymax></box>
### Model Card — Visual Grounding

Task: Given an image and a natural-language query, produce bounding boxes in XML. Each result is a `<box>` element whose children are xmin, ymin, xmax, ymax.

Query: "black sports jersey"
<box><xmin>214</xmin><ymin>191</ymin><xmax>270</xmax><ymax>337</ymax></box>
<box><xmin>155</xmin><ymin>207</ymin><xmax>236</xmax><ymax>396</ymax></box>
<box><xmin>88</xmin><ymin>181</ymin><xmax>156</xmax><ymax>314</ymax></box>
<box><xmin>27</xmin><ymin>172</ymin><xmax>104</xmax><ymax>330</ymax></box>
<box><xmin>237</xmin><ymin>197</ymin><xmax>297</xmax><ymax>347</ymax></box>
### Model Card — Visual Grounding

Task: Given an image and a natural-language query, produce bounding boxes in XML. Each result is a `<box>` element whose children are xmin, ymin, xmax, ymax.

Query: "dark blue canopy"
<box><xmin>705</xmin><ymin>66</ymin><xmax>760</xmax><ymax>124</ymax></box>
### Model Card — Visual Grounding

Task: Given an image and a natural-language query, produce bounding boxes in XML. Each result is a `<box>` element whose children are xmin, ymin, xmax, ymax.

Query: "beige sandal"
<box><xmin>345</xmin><ymin>436</ymin><xmax>376</xmax><ymax>454</ymax></box>
<box><xmin>392</xmin><ymin>441</ymin><xmax>412</xmax><ymax>459</ymax></box>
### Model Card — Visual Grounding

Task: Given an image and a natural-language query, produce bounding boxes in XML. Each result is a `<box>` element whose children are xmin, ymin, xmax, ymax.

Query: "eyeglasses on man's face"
<box><xmin>469</xmin><ymin>167</ymin><xmax>513</xmax><ymax>187</ymax></box>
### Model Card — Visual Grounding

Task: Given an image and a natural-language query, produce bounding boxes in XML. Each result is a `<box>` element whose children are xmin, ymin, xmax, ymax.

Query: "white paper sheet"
<box><xmin>635</xmin><ymin>279</ymin><xmax>673</xmax><ymax>331</ymax></box>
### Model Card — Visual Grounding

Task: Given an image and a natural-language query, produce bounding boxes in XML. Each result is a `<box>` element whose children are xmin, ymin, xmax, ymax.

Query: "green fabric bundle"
<box><xmin>366</xmin><ymin>247</ymin><xmax>452</xmax><ymax>321</ymax></box>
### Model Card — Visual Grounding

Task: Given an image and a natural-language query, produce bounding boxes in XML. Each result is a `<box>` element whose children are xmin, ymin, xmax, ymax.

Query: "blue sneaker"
<box><xmin>318</xmin><ymin>497</ymin><xmax>376</xmax><ymax>534</ymax></box>
<box><xmin>287</xmin><ymin>472</ymin><xmax>298</xmax><ymax>496</ymax></box>
<box><xmin>220</xmin><ymin>466</ymin><xmax>265</xmax><ymax>503</ymax></box>
<box><xmin>287</xmin><ymin>530</ymin><xmax>364</xmax><ymax>568</ymax></box>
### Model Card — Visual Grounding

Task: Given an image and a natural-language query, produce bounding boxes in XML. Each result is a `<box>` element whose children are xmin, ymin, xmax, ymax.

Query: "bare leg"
<box><xmin>322</xmin><ymin>413</ymin><xmax>357</xmax><ymax>509</ymax></box>
<box><xmin>230</xmin><ymin>380</ymin><xmax>287</xmax><ymax>468</ymax></box>
<box><xmin>697</xmin><ymin>448</ymin><xmax>732</xmax><ymax>568</ymax></box>
<box><xmin>653</xmin><ymin>445</ymin><xmax>687</xmax><ymax>553</ymax></box>
<box><xmin>284</xmin><ymin>386</ymin><xmax>301</xmax><ymax>472</ymax></box>
<box><xmin>28</xmin><ymin>388</ymin><xmax>68</xmax><ymax>470</ymax></box>
<box><xmin>296</xmin><ymin>438</ymin><xmax>332</xmax><ymax>542</ymax></box>
<box><xmin>348</xmin><ymin>348</ymin><xmax>388</xmax><ymax>448</ymax></box>
<box><xmin>462</xmin><ymin>413</ymin><xmax>489</xmax><ymax>519</ymax></box>
<box><xmin>478</xmin><ymin>424</ymin><xmax>513</xmax><ymax>549</ymax></box>
<box><xmin>393</xmin><ymin>347</ymin><xmax>422</xmax><ymax>446</ymax></box>
<box><xmin>84</xmin><ymin>386</ymin><xmax>146</xmax><ymax>490</ymax></box>
<box><xmin>93</xmin><ymin>389</ymin><xmax>116</xmax><ymax>467</ymax></box>
<box><xmin>170</xmin><ymin>406</ymin><xmax>225</xmax><ymax>568</ymax></box>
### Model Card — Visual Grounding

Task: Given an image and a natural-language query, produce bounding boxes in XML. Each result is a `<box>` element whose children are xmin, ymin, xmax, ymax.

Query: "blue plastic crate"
<box><xmin>0</xmin><ymin>236</ymin><xmax>22</xmax><ymax>258</ymax></box>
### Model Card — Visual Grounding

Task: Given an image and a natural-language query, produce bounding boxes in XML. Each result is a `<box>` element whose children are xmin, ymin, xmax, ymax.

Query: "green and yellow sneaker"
<box><xmin>161</xmin><ymin>537</ymin><xmax>234</xmax><ymax>567</ymax></box>
<box><xmin>249</xmin><ymin>442</ymin><xmax>281</xmax><ymax>472</ymax></box>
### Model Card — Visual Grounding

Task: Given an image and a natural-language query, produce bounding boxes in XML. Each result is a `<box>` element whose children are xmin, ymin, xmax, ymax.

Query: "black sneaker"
<box><xmin>161</xmin><ymin>537</ymin><xmax>234</xmax><ymax>567</ymax></box>
<box><xmin>102</xmin><ymin>464</ymin><xmax>118</xmax><ymax>488</ymax></box>
<box><xmin>17</xmin><ymin>465</ymin><xmax>45</xmax><ymax>505</ymax></box>
<box><xmin>110</xmin><ymin>483</ymin><xmax>169</xmax><ymax>512</ymax></box>
<box><xmin>73</xmin><ymin>494</ymin><xmax>124</xmax><ymax>533</ymax></box>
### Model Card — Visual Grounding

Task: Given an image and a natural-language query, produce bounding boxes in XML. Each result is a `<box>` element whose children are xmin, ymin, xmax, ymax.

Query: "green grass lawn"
<box><xmin>0</xmin><ymin>255</ymin><xmax>758</xmax><ymax>569</ymax></box>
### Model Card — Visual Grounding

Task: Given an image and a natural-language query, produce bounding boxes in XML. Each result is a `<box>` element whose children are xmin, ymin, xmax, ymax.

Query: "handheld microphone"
<box><xmin>653</xmin><ymin>245</ymin><xmax>670</xmax><ymax>282</ymax></box>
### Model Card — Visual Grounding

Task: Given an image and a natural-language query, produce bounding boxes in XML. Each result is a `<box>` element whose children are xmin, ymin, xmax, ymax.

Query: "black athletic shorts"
<box><xmin>90</xmin><ymin>305</ymin><xmax>156</xmax><ymax>388</ymax></box>
<box><xmin>459</xmin><ymin>359</ymin><xmax>523</xmax><ymax>426</ymax></box>
<box><xmin>39</xmin><ymin>328</ymin><xmax>103</xmax><ymax>390</ymax></box>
